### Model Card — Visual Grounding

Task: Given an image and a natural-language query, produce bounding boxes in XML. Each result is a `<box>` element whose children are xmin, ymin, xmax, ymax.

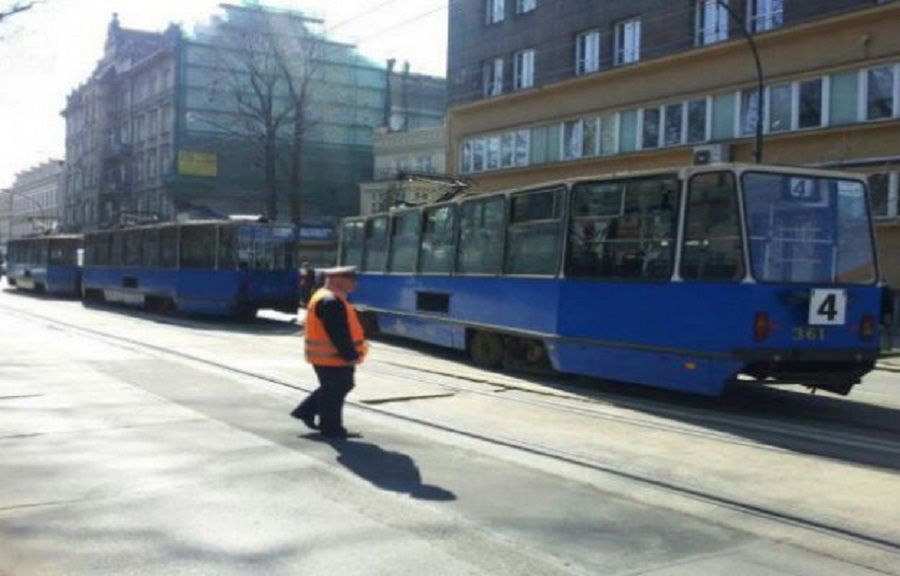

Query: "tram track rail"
<box><xmin>3</xmin><ymin>300</ymin><xmax>900</xmax><ymax>563</ymax></box>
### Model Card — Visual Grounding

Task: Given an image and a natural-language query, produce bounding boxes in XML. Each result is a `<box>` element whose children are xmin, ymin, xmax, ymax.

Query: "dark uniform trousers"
<box><xmin>293</xmin><ymin>366</ymin><xmax>356</xmax><ymax>433</ymax></box>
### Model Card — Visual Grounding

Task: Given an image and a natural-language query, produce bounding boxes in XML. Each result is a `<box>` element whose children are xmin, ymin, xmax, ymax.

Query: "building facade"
<box><xmin>62</xmin><ymin>6</ymin><xmax>445</xmax><ymax>240</ymax></box>
<box><xmin>5</xmin><ymin>160</ymin><xmax>65</xmax><ymax>239</ymax></box>
<box><xmin>447</xmin><ymin>0</ymin><xmax>900</xmax><ymax>284</ymax></box>
<box><xmin>359</xmin><ymin>125</ymin><xmax>448</xmax><ymax>215</ymax></box>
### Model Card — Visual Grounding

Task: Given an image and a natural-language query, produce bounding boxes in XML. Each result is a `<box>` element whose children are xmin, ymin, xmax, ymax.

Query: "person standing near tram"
<box><xmin>291</xmin><ymin>266</ymin><xmax>368</xmax><ymax>438</ymax></box>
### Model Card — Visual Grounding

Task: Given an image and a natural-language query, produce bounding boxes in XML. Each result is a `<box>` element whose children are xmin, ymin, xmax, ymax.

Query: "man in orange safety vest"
<box><xmin>291</xmin><ymin>265</ymin><xmax>368</xmax><ymax>438</ymax></box>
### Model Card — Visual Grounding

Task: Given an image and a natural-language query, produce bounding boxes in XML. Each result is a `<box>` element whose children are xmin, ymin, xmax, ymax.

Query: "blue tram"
<box><xmin>5</xmin><ymin>235</ymin><xmax>83</xmax><ymax>296</ymax></box>
<box><xmin>81</xmin><ymin>220</ymin><xmax>298</xmax><ymax>318</ymax></box>
<box><xmin>340</xmin><ymin>164</ymin><xmax>882</xmax><ymax>397</ymax></box>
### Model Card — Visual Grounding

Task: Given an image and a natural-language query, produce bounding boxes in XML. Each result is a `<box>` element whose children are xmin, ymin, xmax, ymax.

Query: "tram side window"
<box><xmin>388</xmin><ymin>211</ymin><xmax>421</xmax><ymax>273</ymax></box>
<box><xmin>110</xmin><ymin>233</ymin><xmax>124</xmax><ymax>267</ymax></box>
<box><xmin>419</xmin><ymin>206</ymin><xmax>457</xmax><ymax>274</ymax></box>
<box><xmin>124</xmin><ymin>231</ymin><xmax>142</xmax><ymax>267</ymax></box>
<box><xmin>681</xmin><ymin>172</ymin><xmax>744</xmax><ymax>281</ymax></box>
<box><xmin>566</xmin><ymin>176</ymin><xmax>680</xmax><ymax>280</ymax></box>
<box><xmin>218</xmin><ymin>226</ymin><xmax>237</xmax><ymax>270</ymax></box>
<box><xmin>159</xmin><ymin>227</ymin><xmax>178</xmax><ymax>268</ymax></box>
<box><xmin>362</xmin><ymin>217</ymin><xmax>388</xmax><ymax>272</ymax></box>
<box><xmin>505</xmin><ymin>188</ymin><xmax>564</xmax><ymax>276</ymax></box>
<box><xmin>180</xmin><ymin>226</ymin><xmax>216</xmax><ymax>269</ymax></box>
<box><xmin>142</xmin><ymin>229</ymin><xmax>160</xmax><ymax>267</ymax></box>
<box><xmin>459</xmin><ymin>196</ymin><xmax>505</xmax><ymax>275</ymax></box>
<box><xmin>95</xmin><ymin>235</ymin><xmax>111</xmax><ymax>266</ymax></box>
<box><xmin>340</xmin><ymin>221</ymin><xmax>365</xmax><ymax>268</ymax></box>
<box><xmin>49</xmin><ymin>240</ymin><xmax>77</xmax><ymax>266</ymax></box>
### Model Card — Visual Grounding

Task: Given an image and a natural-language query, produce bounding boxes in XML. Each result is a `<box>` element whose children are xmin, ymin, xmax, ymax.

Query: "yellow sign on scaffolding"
<box><xmin>178</xmin><ymin>151</ymin><xmax>218</xmax><ymax>177</ymax></box>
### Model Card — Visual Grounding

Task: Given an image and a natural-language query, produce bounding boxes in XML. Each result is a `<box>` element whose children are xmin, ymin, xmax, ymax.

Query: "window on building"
<box><xmin>473</xmin><ymin>139</ymin><xmax>485</xmax><ymax>172</ymax></box>
<box><xmin>687</xmin><ymin>98</ymin><xmax>708</xmax><ymax>143</ymax></box>
<box><xmin>798</xmin><ymin>78</ymin><xmax>824</xmax><ymax>129</ymax></box>
<box><xmin>563</xmin><ymin>119</ymin><xmax>597</xmax><ymax>160</ymax></box>
<box><xmin>576</xmin><ymin>30</ymin><xmax>600</xmax><ymax>75</ymax></box>
<box><xmin>619</xmin><ymin>110</ymin><xmax>638</xmax><ymax>153</ymax></box>
<box><xmin>740</xmin><ymin>88</ymin><xmax>764</xmax><ymax>136</ymax></box>
<box><xmin>482</xmin><ymin>57</ymin><xmax>504</xmax><ymax>97</ymax></box>
<box><xmin>514</xmin><ymin>49</ymin><xmax>535</xmax><ymax>90</ymax></box>
<box><xmin>566</xmin><ymin>175</ymin><xmax>680</xmax><ymax>280</ymax></box>
<box><xmin>867</xmin><ymin>66</ymin><xmax>896</xmax><ymax>120</ymax></box>
<box><xmin>696</xmin><ymin>0</ymin><xmax>729</xmax><ymax>46</ymax></box>
<box><xmin>868</xmin><ymin>173</ymin><xmax>899</xmax><ymax>219</ymax></box>
<box><xmin>514</xmin><ymin>130</ymin><xmax>530</xmax><ymax>166</ymax></box>
<box><xmin>642</xmin><ymin>108</ymin><xmax>661</xmax><ymax>149</ymax></box>
<box><xmin>505</xmin><ymin>187</ymin><xmax>564</xmax><ymax>276</ymax></box>
<box><xmin>749</xmin><ymin>0</ymin><xmax>783</xmax><ymax>33</ymax></box>
<box><xmin>614</xmin><ymin>18</ymin><xmax>641</xmax><ymax>66</ymax></box>
<box><xmin>768</xmin><ymin>83</ymin><xmax>793</xmax><ymax>133</ymax></box>
<box><xmin>420</xmin><ymin>205</ymin><xmax>458</xmax><ymax>274</ymax></box>
<box><xmin>681</xmin><ymin>172</ymin><xmax>744</xmax><ymax>281</ymax></box>
<box><xmin>485</xmin><ymin>0</ymin><xmax>505</xmax><ymax>24</ymax></box>
<box><xmin>501</xmin><ymin>133</ymin><xmax>515</xmax><ymax>167</ymax></box>
<box><xmin>664</xmin><ymin>103</ymin><xmax>684</xmax><ymax>146</ymax></box>
<box><xmin>516</xmin><ymin>0</ymin><xmax>536</xmax><ymax>14</ymax></box>
<box><xmin>599</xmin><ymin>114</ymin><xmax>617</xmax><ymax>155</ymax></box>
<box><xmin>486</xmin><ymin>135</ymin><xmax>501</xmax><ymax>170</ymax></box>
<box><xmin>459</xmin><ymin>196</ymin><xmax>506</xmax><ymax>275</ymax></box>
<box><xmin>830</xmin><ymin>71</ymin><xmax>859</xmax><ymax>126</ymax></box>
<box><xmin>388</xmin><ymin>210</ymin><xmax>421</xmax><ymax>273</ymax></box>
<box><xmin>362</xmin><ymin>216</ymin><xmax>389</xmax><ymax>272</ymax></box>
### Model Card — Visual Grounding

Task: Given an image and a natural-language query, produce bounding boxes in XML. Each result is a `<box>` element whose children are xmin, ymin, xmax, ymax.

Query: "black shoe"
<box><xmin>290</xmin><ymin>409</ymin><xmax>319</xmax><ymax>431</ymax></box>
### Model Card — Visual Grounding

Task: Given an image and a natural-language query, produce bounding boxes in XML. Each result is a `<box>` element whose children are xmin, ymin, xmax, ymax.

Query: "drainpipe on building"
<box><xmin>716</xmin><ymin>0</ymin><xmax>765</xmax><ymax>164</ymax></box>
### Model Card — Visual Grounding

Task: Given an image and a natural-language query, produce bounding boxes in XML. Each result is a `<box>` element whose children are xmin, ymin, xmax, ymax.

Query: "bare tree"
<box><xmin>0</xmin><ymin>1</ymin><xmax>33</xmax><ymax>23</ymax></box>
<box><xmin>198</xmin><ymin>6</ymin><xmax>323</xmax><ymax>224</ymax></box>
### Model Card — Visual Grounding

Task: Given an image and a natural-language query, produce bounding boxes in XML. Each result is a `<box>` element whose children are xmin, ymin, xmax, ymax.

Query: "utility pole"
<box><xmin>715</xmin><ymin>0</ymin><xmax>765</xmax><ymax>164</ymax></box>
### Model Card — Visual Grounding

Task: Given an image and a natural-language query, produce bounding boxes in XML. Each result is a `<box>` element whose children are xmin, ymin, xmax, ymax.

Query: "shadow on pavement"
<box><xmin>317</xmin><ymin>438</ymin><xmax>456</xmax><ymax>502</ymax></box>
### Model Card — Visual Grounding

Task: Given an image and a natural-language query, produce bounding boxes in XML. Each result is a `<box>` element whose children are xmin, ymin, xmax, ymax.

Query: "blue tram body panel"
<box><xmin>354</xmin><ymin>275</ymin><xmax>881</xmax><ymax>396</ymax></box>
<box><xmin>7</xmin><ymin>264</ymin><xmax>81</xmax><ymax>296</ymax></box>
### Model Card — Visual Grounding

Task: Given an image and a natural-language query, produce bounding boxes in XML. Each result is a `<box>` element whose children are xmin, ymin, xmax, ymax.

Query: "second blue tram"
<box><xmin>340</xmin><ymin>164</ymin><xmax>882</xmax><ymax>397</ymax></box>
<box><xmin>5</xmin><ymin>235</ymin><xmax>83</xmax><ymax>296</ymax></box>
<box><xmin>81</xmin><ymin>220</ymin><xmax>298</xmax><ymax>318</ymax></box>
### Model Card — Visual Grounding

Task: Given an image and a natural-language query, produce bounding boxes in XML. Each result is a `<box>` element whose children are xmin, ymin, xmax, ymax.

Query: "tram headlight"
<box><xmin>753</xmin><ymin>312</ymin><xmax>771</xmax><ymax>343</ymax></box>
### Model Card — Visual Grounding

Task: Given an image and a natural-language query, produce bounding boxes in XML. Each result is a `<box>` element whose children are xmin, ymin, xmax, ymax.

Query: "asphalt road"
<box><xmin>1</xmin><ymin>286</ymin><xmax>898</xmax><ymax>575</ymax></box>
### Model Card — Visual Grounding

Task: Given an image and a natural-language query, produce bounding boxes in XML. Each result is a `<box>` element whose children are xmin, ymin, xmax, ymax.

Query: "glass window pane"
<box><xmin>868</xmin><ymin>174</ymin><xmax>890</xmax><ymax>219</ymax></box>
<box><xmin>563</xmin><ymin>120</ymin><xmax>584</xmax><ymax>160</ymax></box>
<box><xmin>798</xmin><ymin>79</ymin><xmax>823</xmax><ymax>129</ymax></box>
<box><xmin>419</xmin><ymin>206</ymin><xmax>458</xmax><ymax>274</ymax></box>
<box><xmin>567</xmin><ymin>176</ymin><xmax>680</xmax><ymax>280</ymax></box>
<box><xmin>830</xmin><ymin>71</ymin><xmax>859</xmax><ymax>126</ymax></box>
<box><xmin>740</xmin><ymin>88</ymin><xmax>763</xmax><ymax>136</ymax></box>
<box><xmin>599</xmin><ymin>114</ymin><xmax>617</xmax><ymax>155</ymax></box>
<box><xmin>687</xmin><ymin>99</ymin><xmax>708</xmax><ymax>143</ymax></box>
<box><xmin>712</xmin><ymin>93</ymin><xmax>735</xmax><ymax>141</ymax></box>
<box><xmin>664</xmin><ymin>103</ymin><xmax>683</xmax><ymax>146</ymax></box>
<box><xmin>681</xmin><ymin>172</ymin><xmax>744</xmax><ymax>281</ymax></box>
<box><xmin>363</xmin><ymin>217</ymin><xmax>389</xmax><ymax>272</ymax></box>
<box><xmin>179</xmin><ymin>226</ymin><xmax>216</xmax><ymax>269</ymax></box>
<box><xmin>459</xmin><ymin>197</ymin><xmax>505</xmax><ymax>275</ymax></box>
<box><xmin>506</xmin><ymin>188</ymin><xmax>563</xmax><ymax>275</ymax></box>
<box><xmin>867</xmin><ymin>66</ymin><xmax>895</xmax><ymax>120</ymax></box>
<box><xmin>769</xmin><ymin>83</ymin><xmax>793</xmax><ymax>133</ymax></box>
<box><xmin>388</xmin><ymin>211</ymin><xmax>421</xmax><ymax>273</ymax></box>
<box><xmin>160</xmin><ymin>227</ymin><xmax>178</xmax><ymax>268</ymax></box>
<box><xmin>619</xmin><ymin>110</ymin><xmax>638</xmax><ymax>153</ymax></box>
<box><xmin>642</xmin><ymin>108</ymin><xmax>661</xmax><ymax>149</ymax></box>
<box><xmin>217</xmin><ymin>226</ymin><xmax>237</xmax><ymax>270</ymax></box>
<box><xmin>340</xmin><ymin>221</ymin><xmax>365</xmax><ymax>267</ymax></box>
<box><xmin>530</xmin><ymin>126</ymin><xmax>548</xmax><ymax>165</ymax></box>
<box><xmin>582</xmin><ymin>120</ymin><xmax>597</xmax><ymax>158</ymax></box>
<box><xmin>142</xmin><ymin>229</ymin><xmax>159</xmax><ymax>267</ymax></box>
<box><xmin>742</xmin><ymin>173</ymin><xmax>876</xmax><ymax>284</ymax></box>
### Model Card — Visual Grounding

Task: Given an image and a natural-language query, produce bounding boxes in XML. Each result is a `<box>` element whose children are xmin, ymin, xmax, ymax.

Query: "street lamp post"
<box><xmin>715</xmin><ymin>0</ymin><xmax>765</xmax><ymax>164</ymax></box>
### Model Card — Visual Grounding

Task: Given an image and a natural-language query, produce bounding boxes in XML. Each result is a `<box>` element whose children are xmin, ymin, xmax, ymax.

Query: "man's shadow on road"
<box><xmin>317</xmin><ymin>438</ymin><xmax>456</xmax><ymax>502</ymax></box>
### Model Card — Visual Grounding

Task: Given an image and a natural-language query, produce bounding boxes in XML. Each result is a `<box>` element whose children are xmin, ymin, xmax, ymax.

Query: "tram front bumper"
<box><xmin>732</xmin><ymin>348</ymin><xmax>878</xmax><ymax>395</ymax></box>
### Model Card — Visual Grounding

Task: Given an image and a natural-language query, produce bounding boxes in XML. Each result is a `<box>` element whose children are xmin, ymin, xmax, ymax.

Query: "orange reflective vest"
<box><xmin>304</xmin><ymin>288</ymin><xmax>368</xmax><ymax>366</ymax></box>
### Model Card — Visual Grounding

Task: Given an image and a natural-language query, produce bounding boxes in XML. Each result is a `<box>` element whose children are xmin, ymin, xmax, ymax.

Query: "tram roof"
<box><xmin>83</xmin><ymin>219</ymin><xmax>293</xmax><ymax>235</ymax></box>
<box><xmin>8</xmin><ymin>234</ymin><xmax>83</xmax><ymax>242</ymax></box>
<box><xmin>349</xmin><ymin>162</ymin><xmax>869</xmax><ymax>221</ymax></box>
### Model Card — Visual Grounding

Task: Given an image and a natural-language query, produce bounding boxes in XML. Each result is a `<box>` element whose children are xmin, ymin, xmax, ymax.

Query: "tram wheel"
<box><xmin>469</xmin><ymin>331</ymin><xmax>505</xmax><ymax>369</ymax></box>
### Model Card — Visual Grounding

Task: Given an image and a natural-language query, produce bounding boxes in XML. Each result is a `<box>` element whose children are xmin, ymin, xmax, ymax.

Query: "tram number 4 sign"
<box><xmin>808</xmin><ymin>289</ymin><xmax>847</xmax><ymax>326</ymax></box>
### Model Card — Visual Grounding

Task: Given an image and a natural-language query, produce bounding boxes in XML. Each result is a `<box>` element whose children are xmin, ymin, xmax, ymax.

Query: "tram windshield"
<box><xmin>742</xmin><ymin>172</ymin><xmax>877</xmax><ymax>285</ymax></box>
